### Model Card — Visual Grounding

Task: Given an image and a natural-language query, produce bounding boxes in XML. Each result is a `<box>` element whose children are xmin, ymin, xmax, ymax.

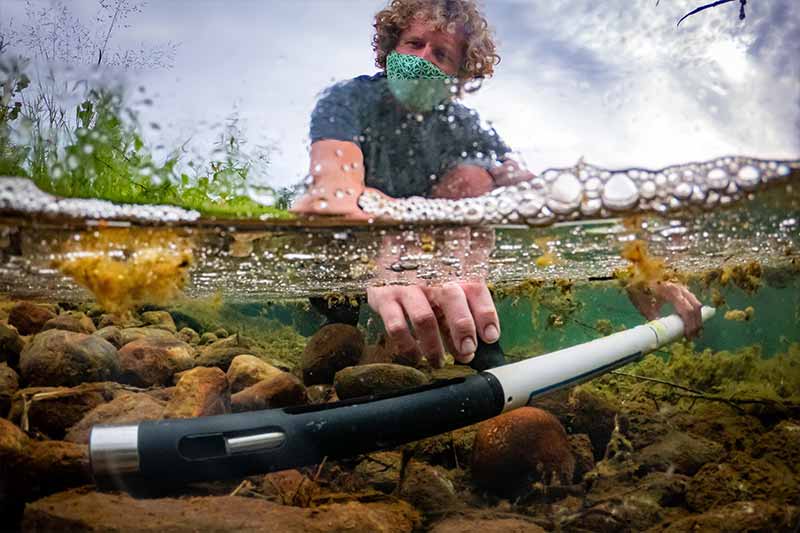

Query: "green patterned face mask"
<box><xmin>386</xmin><ymin>51</ymin><xmax>456</xmax><ymax>112</ymax></box>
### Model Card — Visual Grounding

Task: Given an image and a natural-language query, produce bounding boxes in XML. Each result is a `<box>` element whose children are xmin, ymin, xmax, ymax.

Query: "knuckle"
<box><xmin>411</xmin><ymin>311</ymin><xmax>437</xmax><ymax>329</ymax></box>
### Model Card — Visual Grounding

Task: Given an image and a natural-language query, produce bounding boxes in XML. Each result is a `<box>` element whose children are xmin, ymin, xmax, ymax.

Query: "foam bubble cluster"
<box><xmin>0</xmin><ymin>177</ymin><xmax>201</xmax><ymax>223</ymax></box>
<box><xmin>359</xmin><ymin>156</ymin><xmax>799</xmax><ymax>225</ymax></box>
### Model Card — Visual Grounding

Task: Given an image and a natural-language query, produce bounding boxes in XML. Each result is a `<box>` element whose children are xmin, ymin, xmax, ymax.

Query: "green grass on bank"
<box><xmin>0</xmin><ymin>64</ymin><xmax>295</xmax><ymax>220</ymax></box>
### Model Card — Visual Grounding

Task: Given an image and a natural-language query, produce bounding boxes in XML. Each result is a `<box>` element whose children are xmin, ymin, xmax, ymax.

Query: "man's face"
<box><xmin>394</xmin><ymin>19</ymin><xmax>465</xmax><ymax>76</ymax></box>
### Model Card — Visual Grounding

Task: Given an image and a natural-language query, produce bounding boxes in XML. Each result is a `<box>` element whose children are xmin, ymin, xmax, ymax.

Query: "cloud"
<box><xmin>5</xmin><ymin>0</ymin><xmax>798</xmax><ymax>184</ymax></box>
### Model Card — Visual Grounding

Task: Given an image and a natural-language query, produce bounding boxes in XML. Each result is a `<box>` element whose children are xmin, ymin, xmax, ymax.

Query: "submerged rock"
<box><xmin>195</xmin><ymin>334</ymin><xmax>262</xmax><ymax>370</ymax></box>
<box><xmin>141</xmin><ymin>310</ymin><xmax>177</xmax><ymax>333</ymax></box>
<box><xmin>0</xmin><ymin>362</ymin><xmax>19</xmax><ymax>416</ymax></box>
<box><xmin>568</xmin><ymin>433</ymin><xmax>596</xmax><ymax>482</ymax></box>
<box><xmin>399</xmin><ymin>461</ymin><xmax>460</xmax><ymax>517</ymax></box>
<box><xmin>637</xmin><ymin>431</ymin><xmax>724</xmax><ymax>476</ymax></box>
<box><xmin>163</xmin><ymin>366</ymin><xmax>230</xmax><ymax>419</ymax></box>
<box><xmin>117</xmin><ymin>337</ymin><xmax>194</xmax><ymax>387</ymax></box>
<box><xmin>8</xmin><ymin>301</ymin><xmax>56</xmax><ymax>336</ymax></box>
<box><xmin>231</xmin><ymin>372</ymin><xmax>307</xmax><ymax>412</ymax></box>
<box><xmin>0</xmin><ymin>418</ymin><xmax>90</xmax><ymax>513</ymax></box>
<box><xmin>333</xmin><ymin>363</ymin><xmax>428</xmax><ymax>399</ymax></box>
<box><xmin>177</xmin><ymin>327</ymin><xmax>200</xmax><ymax>345</ymax></box>
<box><xmin>686</xmin><ymin>451</ymin><xmax>798</xmax><ymax>511</ymax></box>
<box><xmin>567</xmin><ymin>388</ymin><xmax>621</xmax><ymax>460</ymax></box>
<box><xmin>19</xmin><ymin>329</ymin><xmax>120</xmax><ymax>387</ymax></box>
<box><xmin>0</xmin><ymin>322</ymin><xmax>25</xmax><ymax>368</ymax></box>
<box><xmin>429</xmin><ymin>511</ymin><xmax>546</xmax><ymax>533</ymax></box>
<box><xmin>301</xmin><ymin>324</ymin><xmax>364</xmax><ymax>385</ymax></box>
<box><xmin>227</xmin><ymin>354</ymin><xmax>283</xmax><ymax>393</ymax></box>
<box><xmin>118</xmin><ymin>326</ymin><xmax>177</xmax><ymax>347</ymax></box>
<box><xmin>355</xmin><ymin>451</ymin><xmax>402</xmax><ymax>492</ymax></box>
<box><xmin>647</xmin><ymin>500</ymin><xmax>799</xmax><ymax>532</ymax></box>
<box><xmin>23</xmin><ymin>488</ymin><xmax>421</xmax><ymax>532</ymax></box>
<box><xmin>9</xmin><ymin>383</ymin><xmax>116</xmax><ymax>439</ymax></box>
<box><xmin>65</xmin><ymin>392</ymin><xmax>165</xmax><ymax>445</ymax></box>
<box><xmin>41</xmin><ymin>313</ymin><xmax>96</xmax><ymax>335</ymax></box>
<box><xmin>471</xmin><ymin>407</ymin><xmax>575</xmax><ymax>497</ymax></box>
<box><xmin>260</xmin><ymin>469</ymin><xmax>320</xmax><ymax>506</ymax></box>
<box><xmin>752</xmin><ymin>420</ymin><xmax>800</xmax><ymax>474</ymax></box>
<box><xmin>93</xmin><ymin>326</ymin><xmax>123</xmax><ymax>349</ymax></box>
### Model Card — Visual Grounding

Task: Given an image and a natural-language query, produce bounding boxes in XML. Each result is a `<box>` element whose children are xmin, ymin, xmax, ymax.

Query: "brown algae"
<box><xmin>54</xmin><ymin>228</ymin><xmax>194</xmax><ymax>314</ymax></box>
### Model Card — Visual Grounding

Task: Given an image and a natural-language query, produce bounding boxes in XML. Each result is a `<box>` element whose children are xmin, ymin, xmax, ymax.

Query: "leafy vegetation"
<box><xmin>0</xmin><ymin>0</ymin><xmax>295</xmax><ymax>220</ymax></box>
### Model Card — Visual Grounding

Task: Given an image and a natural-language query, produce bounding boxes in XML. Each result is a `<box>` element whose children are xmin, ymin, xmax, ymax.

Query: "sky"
<box><xmin>1</xmin><ymin>0</ymin><xmax>798</xmax><ymax>189</ymax></box>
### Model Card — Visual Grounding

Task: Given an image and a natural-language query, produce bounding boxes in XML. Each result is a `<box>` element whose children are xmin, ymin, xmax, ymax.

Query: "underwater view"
<box><xmin>1</xmin><ymin>0</ymin><xmax>799</xmax><ymax>531</ymax></box>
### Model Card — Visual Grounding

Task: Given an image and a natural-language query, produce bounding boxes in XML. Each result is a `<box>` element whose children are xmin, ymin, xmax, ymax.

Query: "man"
<box><xmin>293</xmin><ymin>0</ymin><xmax>703</xmax><ymax>368</ymax></box>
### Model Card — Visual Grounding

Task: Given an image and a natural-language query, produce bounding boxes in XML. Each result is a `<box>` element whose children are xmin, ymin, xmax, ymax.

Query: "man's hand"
<box><xmin>368</xmin><ymin>281</ymin><xmax>500</xmax><ymax>368</ymax></box>
<box><xmin>627</xmin><ymin>281</ymin><xmax>703</xmax><ymax>338</ymax></box>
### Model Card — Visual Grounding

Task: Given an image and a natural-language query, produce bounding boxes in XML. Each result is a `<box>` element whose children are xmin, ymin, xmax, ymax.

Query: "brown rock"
<box><xmin>163</xmin><ymin>367</ymin><xmax>230</xmax><ymax>419</ymax></box>
<box><xmin>97</xmin><ymin>313</ymin><xmax>141</xmax><ymax>329</ymax></box>
<box><xmin>567</xmin><ymin>388</ymin><xmax>621</xmax><ymax>460</ymax></box>
<box><xmin>260</xmin><ymin>469</ymin><xmax>320</xmax><ymax>506</ymax></box>
<box><xmin>0</xmin><ymin>362</ymin><xmax>19</xmax><ymax>416</ymax></box>
<box><xmin>0</xmin><ymin>418</ymin><xmax>90</xmax><ymax>505</ymax></box>
<box><xmin>471</xmin><ymin>407</ymin><xmax>575</xmax><ymax>497</ymax></box>
<box><xmin>119</xmin><ymin>326</ymin><xmax>176</xmax><ymax>346</ymax></box>
<box><xmin>752</xmin><ymin>420</ymin><xmax>800</xmax><ymax>474</ymax></box>
<box><xmin>302</xmin><ymin>324</ymin><xmax>364</xmax><ymax>385</ymax></box>
<box><xmin>686</xmin><ymin>452</ymin><xmax>798</xmax><ymax>511</ymax></box>
<box><xmin>232</xmin><ymin>373</ymin><xmax>308</xmax><ymax>412</ymax></box>
<box><xmin>93</xmin><ymin>326</ymin><xmax>123</xmax><ymax>348</ymax></box>
<box><xmin>355</xmin><ymin>451</ymin><xmax>402</xmax><ymax>492</ymax></box>
<box><xmin>429</xmin><ymin>512</ymin><xmax>546</xmax><ymax>533</ymax></box>
<box><xmin>227</xmin><ymin>354</ymin><xmax>283</xmax><ymax>393</ymax></box>
<box><xmin>399</xmin><ymin>461</ymin><xmax>460</xmax><ymax>516</ymax></box>
<box><xmin>65</xmin><ymin>392</ymin><xmax>165</xmax><ymax>445</ymax></box>
<box><xmin>195</xmin><ymin>334</ymin><xmax>262</xmax><ymax>370</ymax></box>
<box><xmin>177</xmin><ymin>327</ymin><xmax>200</xmax><ymax>345</ymax></box>
<box><xmin>42</xmin><ymin>313</ymin><xmax>96</xmax><ymax>334</ymax></box>
<box><xmin>637</xmin><ymin>431</ymin><xmax>724</xmax><ymax>476</ymax></box>
<box><xmin>117</xmin><ymin>336</ymin><xmax>194</xmax><ymax>387</ymax></box>
<box><xmin>9</xmin><ymin>383</ymin><xmax>115</xmax><ymax>439</ymax></box>
<box><xmin>141</xmin><ymin>310</ymin><xmax>177</xmax><ymax>332</ymax></box>
<box><xmin>23</xmin><ymin>488</ymin><xmax>421</xmax><ymax>532</ymax></box>
<box><xmin>407</xmin><ymin>425</ymin><xmax>478</xmax><ymax>469</ymax></box>
<box><xmin>0</xmin><ymin>322</ymin><xmax>25</xmax><ymax>368</ymax></box>
<box><xmin>333</xmin><ymin>363</ymin><xmax>428</xmax><ymax>400</ymax></box>
<box><xmin>199</xmin><ymin>332</ymin><xmax>218</xmax><ymax>345</ymax></box>
<box><xmin>19</xmin><ymin>329</ymin><xmax>120</xmax><ymax>387</ymax></box>
<box><xmin>8</xmin><ymin>301</ymin><xmax>56</xmax><ymax>336</ymax></box>
<box><xmin>568</xmin><ymin>433</ymin><xmax>595</xmax><ymax>483</ymax></box>
<box><xmin>648</xmin><ymin>501</ymin><xmax>799</xmax><ymax>532</ymax></box>
<box><xmin>306</xmin><ymin>384</ymin><xmax>337</xmax><ymax>404</ymax></box>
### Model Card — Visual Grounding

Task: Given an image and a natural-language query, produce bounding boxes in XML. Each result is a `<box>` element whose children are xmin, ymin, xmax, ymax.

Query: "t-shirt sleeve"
<box><xmin>309</xmin><ymin>80</ymin><xmax>363</xmax><ymax>145</ymax></box>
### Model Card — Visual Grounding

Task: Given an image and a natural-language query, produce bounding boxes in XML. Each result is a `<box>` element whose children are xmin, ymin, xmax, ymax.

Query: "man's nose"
<box><xmin>413</xmin><ymin>44</ymin><xmax>435</xmax><ymax>64</ymax></box>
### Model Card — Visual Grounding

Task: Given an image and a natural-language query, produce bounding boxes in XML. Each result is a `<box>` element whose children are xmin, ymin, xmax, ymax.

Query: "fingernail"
<box><xmin>459</xmin><ymin>352</ymin><xmax>475</xmax><ymax>364</ymax></box>
<box><xmin>484</xmin><ymin>325</ymin><xmax>499</xmax><ymax>343</ymax></box>
<box><xmin>461</xmin><ymin>337</ymin><xmax>476</xmax><ymax>355</ymax></box>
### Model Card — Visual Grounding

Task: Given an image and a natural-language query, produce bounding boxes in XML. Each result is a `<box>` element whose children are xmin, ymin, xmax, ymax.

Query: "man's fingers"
<box><xmin>431</xmin><ymin>283</ymin><xmax>477</xmax><ymax>363</ymax></box>
<box><xmin>368</xmin><ymin>289</ymin><xmax>421</xmax><ymax>363</ymax></box>
<box><xmin>398</xmin><ymin>288</ymin><xmax>445</xmax><ymax>367</ymax></box>
<box><xmin>462</xmin><ymin>282</ymin><xmax>500</xmax><ymax>343</ymax></box>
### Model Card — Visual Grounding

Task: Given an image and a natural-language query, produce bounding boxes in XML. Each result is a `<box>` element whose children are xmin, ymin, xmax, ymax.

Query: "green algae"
<box><xmin>582</xmin><ymin>341</ymin><xmax>800</xmax><ymax>408</ymax></box>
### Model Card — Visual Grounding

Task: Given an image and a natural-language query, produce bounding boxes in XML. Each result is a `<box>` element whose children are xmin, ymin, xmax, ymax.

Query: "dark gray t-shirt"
<box><xmin>309</xmin><ymin>73</ymin><xmax>511</xmax><ymax>198</ymax></box>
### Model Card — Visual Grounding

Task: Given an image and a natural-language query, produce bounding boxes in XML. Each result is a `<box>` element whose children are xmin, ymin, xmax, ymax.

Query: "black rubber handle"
<box><xmin>111</xmin><ymin>373</ymin><xmax>504</xmax><ymax>494</ymax></box>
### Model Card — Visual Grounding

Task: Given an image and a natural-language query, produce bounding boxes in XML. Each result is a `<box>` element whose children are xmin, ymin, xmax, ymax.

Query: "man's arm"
<box><xmin>291</xmin><ymin>140</ymin><xmax>372</xmax><ymax>217</ymax></box>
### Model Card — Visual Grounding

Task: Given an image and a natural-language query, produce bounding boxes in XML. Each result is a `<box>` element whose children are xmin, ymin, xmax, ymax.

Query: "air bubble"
<box><xmin>735</xmin><ymin>165</ymin><xmax>760</xmax><ymax>190</ymax></box>
<box><xmin>602</xmin><ymin>173</ymin><xmax>639</xmax><ymax>211</ymax></box>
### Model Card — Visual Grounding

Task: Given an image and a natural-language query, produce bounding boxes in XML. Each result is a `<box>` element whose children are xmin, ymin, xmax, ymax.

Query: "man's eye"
<box><xmin>435</xmin><ymin>49</ymin><xmax>447</xmax><ymax>61</ymax></box>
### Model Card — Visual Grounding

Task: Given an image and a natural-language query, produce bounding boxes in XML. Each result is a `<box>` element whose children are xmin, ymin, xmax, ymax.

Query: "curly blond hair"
<box><xmin>372</xmin><ymin>0</ymin><xmax>500</xmax><ymax>82</ymax></box>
